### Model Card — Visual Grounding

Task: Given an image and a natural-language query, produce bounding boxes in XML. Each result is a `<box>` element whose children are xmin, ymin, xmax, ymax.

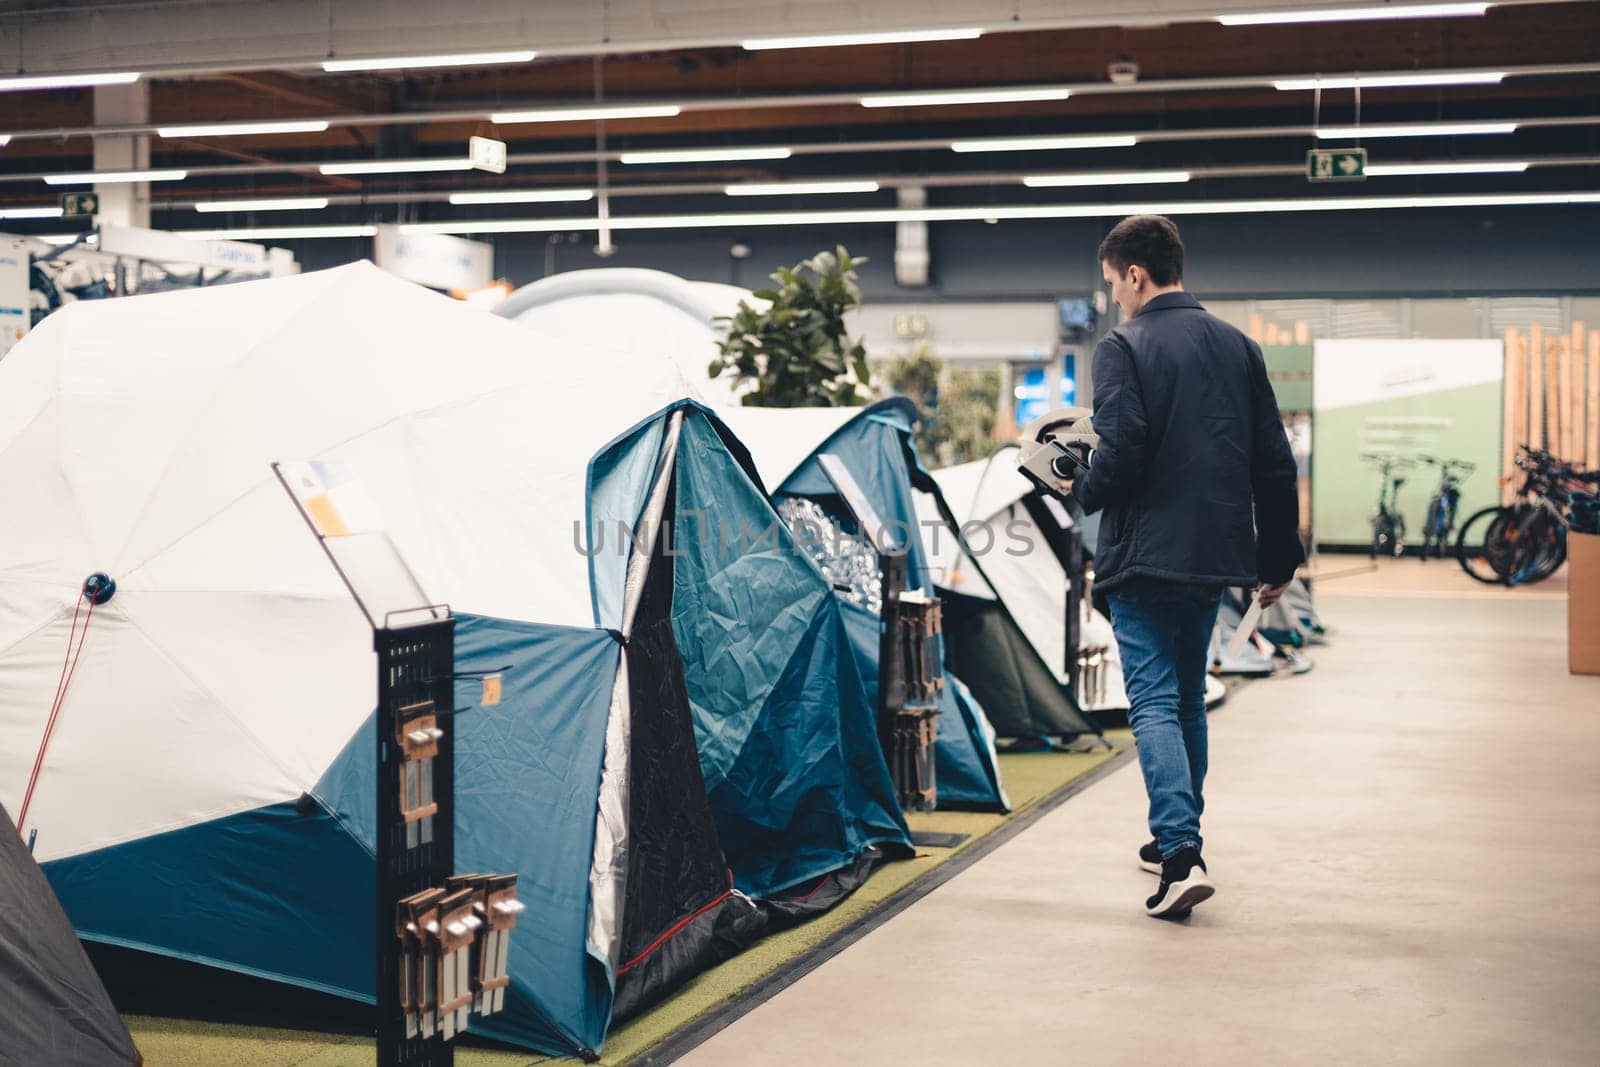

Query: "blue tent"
<box><xmin>772</xmin><ymin>398</ymin><xmax>1013</xmax><ymax>810</ymax></box>
<box><xmin>590</xmin><ymin>404</ymin><xmax>913</xmax><ymax>901</ymax></box>
<box><xmin>41</xmin><ymin>401</ymin><xmax>914</xmax><ymax>1060</ymax></box>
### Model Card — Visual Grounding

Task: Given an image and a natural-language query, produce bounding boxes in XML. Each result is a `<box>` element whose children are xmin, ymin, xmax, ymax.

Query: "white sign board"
<box><xmin>100</xmin><ymin>225</ymin><xmax>269</xmax><ymax>272</ymax></box>
<box><xmin>469</xmin><ymin>135</ymin><xmax>507</xmax><ymax>174</ymax></box>
<box><xmin>374</xmin><ymin>226</ymin><xmax>493</xmax><ymax>292</ymax></box>
<box><xmin>0</xmin><ymin>237</ymin><xmax>29</xmax><ymax>361</ymax></box>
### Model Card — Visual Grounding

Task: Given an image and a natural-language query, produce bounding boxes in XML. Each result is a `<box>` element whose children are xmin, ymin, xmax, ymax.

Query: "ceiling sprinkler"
<box><xmin>1108</xmin><ymin>57</ymin><xmax>1140</xmax><ymax>86</ymax></box>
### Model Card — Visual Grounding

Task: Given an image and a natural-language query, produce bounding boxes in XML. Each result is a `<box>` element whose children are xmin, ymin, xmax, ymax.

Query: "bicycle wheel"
<box><xmin>1371</xmin><ymin>514</ymin><xmax>1396</xmax><ymax>558</ymax></box>
<box><xmin>1514</xmin><ymin>515</ymin><xmax>1567</xmax><ymax>585</ymax></box>
<box><xmin>1498</xmin><ymin>509</ymin><xmax>1558</xmax><ymax>586</ymax></box>
<box><xmin>1456</xmin><ymin>505</ymin><xmax>1512</xmax><ymax>584</ymax></box>
<box><xmin>1423</xmin><ymin>497</ymin><xmax>1446</xmax><ymax>558</ymax></box>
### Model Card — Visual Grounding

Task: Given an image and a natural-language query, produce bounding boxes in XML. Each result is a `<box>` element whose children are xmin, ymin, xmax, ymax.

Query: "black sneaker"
<box><xmin>1138</xmin><ymin>840</ymin><xmax>1163</xmax><ymax>875</ymax></box>
<box><xmin>1145</xmin><ymin>847</ymin><xmax>1214</xmax><ymax>919</ymax></box>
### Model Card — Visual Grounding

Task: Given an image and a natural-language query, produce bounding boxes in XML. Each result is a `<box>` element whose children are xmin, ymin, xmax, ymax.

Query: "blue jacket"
<box><xmin>1072</xmin><ymin>291</ymin><xmax>1304</xmax><ymax>592</ymax></box>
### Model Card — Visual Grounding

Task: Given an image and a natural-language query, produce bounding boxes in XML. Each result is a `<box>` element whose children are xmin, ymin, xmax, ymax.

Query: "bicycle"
<box><xmin>1364</xmin><ymin>454</ymin><xmax>1415</xmax><ymax>559</ymax></box>
<box><xmin>1418</xmin><ymin>455</ymin><xmax>1475</xmax><ymax>560</ymax></box>
<box><xmin>1456</xmin><ymin>447</ymin><xmax>1600</xmax><ymax>585</ymax></box>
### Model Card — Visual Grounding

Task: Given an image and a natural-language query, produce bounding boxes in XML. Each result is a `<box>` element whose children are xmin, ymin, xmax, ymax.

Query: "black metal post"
<box><xmin>876</xmin><ymin>550</ymin><xmax>908</xmax><ymax>758</ymax></box>
<box><xmin>376</xmin><ymin>619</ymin><xmax>456</xmax><ymax>1067</ymax></box>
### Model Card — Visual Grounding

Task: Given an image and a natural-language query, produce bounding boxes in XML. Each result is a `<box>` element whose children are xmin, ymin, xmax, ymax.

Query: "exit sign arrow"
<box><xmin>59</xmin><ymin>191</ymin><xmax>100</xmax><ymax>218</ymax></box>
<box><xmin>1307</xmin><ymin>147</ymin><xmax>1367</xmax><ymax>182</ymax></box>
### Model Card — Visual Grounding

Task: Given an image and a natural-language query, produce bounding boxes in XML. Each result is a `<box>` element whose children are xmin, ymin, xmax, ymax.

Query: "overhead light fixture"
<box><xmin>1023</xmin><ymin>170</ymin><xmax>1191</xmax><ymax>187</ymax></box>
<box><xmin>158</xmin><ymin>119</ymin><xmax>332</xmax><ymax>138</ymax></box>
<box><xmin>181</xmin><ymin>224</ymin><xmax>379</xmax><ymax>240</ymax></box>
<box><xmin>193</xmin><ymin>197</ymin><xmax>331</xmax><ymax>212</ymax></box>
<box><xmin>389</xmin><ymin>191</ymin><xmax>1600</xmax><ymax>237</ymax></box>
<box><xmin>725</xmin><ymin>180</ymin><xmax>881</xmax><ymax>196</ymax></box>
<box><xmin>1275</xmin><ymin>72</ymin><xmax>1507</xmax><ymax>91</ymax></box>
<box><xmin>620</xmin><ymin>146</ymin><xmax>792</xmax><ymax>164</ymax></box>
<box><xmin>449</xmin><ymin>188</ymin><xmax>595</xmax><ymax>204</ymax></box>
<box><xmin>319</xmin><ymin>159</ymin><xmax>475</xmax><ymax>175</ymax></box>
<box><xmin>0</xmin><ymin>206</ymin><xmax>65</xmax><ymax>220</ymax></box>
<box><xmin>861</xmin><ymin>86</ymin><xmax>1072</xmax><ymax>108</ymax></box>
<box><xmin>0</xmin><ymin>71</ymin><xmax>140</xmax><ymax>93</ymax></box>
<box><xmin>44</xmin><ymin>169</ymin><xmax>187</xmax><ymax>185</ymax></box>
<box><xmin>743</xmin><ymin>27</ymin><xmax>983</xmax><ymax>50</ymax></box>
<box><xmin>1315</xmin><ymin>122</ymin><xmax>1519</xmax><ymax>139</ymax></box>
<box><xmin>491</xmin><ymin>104</ymin><xmax>681</xmax><ymax>124</ymax></box>
<box><xmin>321</xmin><ymin>50</ymin><xmax>536</xmax><ymax>73</ymax></box>
<box><xmin>951</xmin><ymin>134</ymin><xmax>1138</xmax><ymax>153</ymax></box>
<box><xmin>0</xmin><ymin>135</ymin><xmax>11</xmax><ymax>147</ymax></box>
<box><xmin>1365</xmin><ymin>161</ymin><xmax>1530</xmax><ymax>175</ymax></box>
<box><xmin>1216</xmin><ymin>4</ymin><xmax>1491</xmax><ymax>27</ymax></box>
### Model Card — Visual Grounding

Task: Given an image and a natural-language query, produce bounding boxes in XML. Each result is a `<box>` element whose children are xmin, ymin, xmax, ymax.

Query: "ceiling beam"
<box><xmin>4</xmin><ymin>60</ymin><xmax>1597</xmax><ymax>144</ymax></box>
<box><xmin>0</xmin><ymin>0</ymin><xmax>1581</xmax><ymax>81</ymax></box>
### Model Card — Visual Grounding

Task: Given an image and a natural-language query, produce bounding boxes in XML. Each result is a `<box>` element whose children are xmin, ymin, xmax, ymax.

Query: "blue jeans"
<box><xmin>1107</xmin><ymin>579</ymin><xmax>1223</xmax><ymax>859</ymax></box>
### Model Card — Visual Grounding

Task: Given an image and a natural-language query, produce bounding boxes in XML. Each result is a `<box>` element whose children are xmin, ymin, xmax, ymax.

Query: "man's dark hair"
<box><xmin>1098</xmin><ymin>214</ymin><xmax>1184</xmax><ymax>286</ymax></box>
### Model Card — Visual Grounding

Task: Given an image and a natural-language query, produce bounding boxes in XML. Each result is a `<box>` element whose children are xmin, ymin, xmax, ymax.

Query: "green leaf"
<box><xmin>708</xmin><ymin>361</ymin><xmax>724</xmax><ymax>378</ymax></box>
<box><xmin>751</xmin><ymin>289</ymin><xmax>780</xmax><ymax>302</ymax></box>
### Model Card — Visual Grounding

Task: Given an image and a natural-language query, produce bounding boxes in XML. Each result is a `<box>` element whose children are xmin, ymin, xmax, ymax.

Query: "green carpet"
<box><xmin>123</xmin><ymin>742</ymin><xmax>1126</xmax><ymax>1067</ymax></box>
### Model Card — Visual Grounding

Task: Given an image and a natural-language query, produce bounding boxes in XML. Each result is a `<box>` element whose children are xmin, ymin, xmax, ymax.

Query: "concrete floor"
<box><xmin>684</xmin><ymin>591</ymin><xmax>1600</xmax><ymax>1066</ymax></box>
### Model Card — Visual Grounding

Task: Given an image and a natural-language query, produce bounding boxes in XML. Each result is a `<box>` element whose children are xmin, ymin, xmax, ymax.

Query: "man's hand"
<box><xmin>1256</xmin><ymin>580</ymin><xmax>1291</xmax><ymax>608</ymax></box>
<box><xmin>1052</xmin><ymin>477</ymin><xmax>1076</xmax><ymax>497</ymax></box>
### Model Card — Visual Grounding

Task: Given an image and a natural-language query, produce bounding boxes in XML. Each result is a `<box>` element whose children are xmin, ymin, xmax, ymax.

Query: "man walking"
<box><xmin>1067</xmin><ymin>215</ymin><xmax>1303</xmax><ymax>919</ymax></box>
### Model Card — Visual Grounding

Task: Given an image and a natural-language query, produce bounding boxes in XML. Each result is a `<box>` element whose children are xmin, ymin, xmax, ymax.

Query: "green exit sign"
<box><xmin>59</xmin><ymin>191</ymin><xmax>100</xmax><ymax>217</ymax></box>
<box><xmin>1307</xmin><ymin>148</ymin><xmax>1367</xmax><ymax>182</ymax></box>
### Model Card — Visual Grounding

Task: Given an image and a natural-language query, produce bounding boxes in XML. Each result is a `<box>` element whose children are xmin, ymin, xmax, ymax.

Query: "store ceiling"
<box><xmin>1</xmin><ymin>1</ymin><xmax>1597</xmax><ymax>230</ymax></box>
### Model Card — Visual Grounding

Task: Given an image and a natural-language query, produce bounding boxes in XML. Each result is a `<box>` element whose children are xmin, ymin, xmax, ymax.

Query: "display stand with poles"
<box><xmin>272</xmin><ymin>461</ymin><xmax>518</xmax><ymax>1066</ymax></box>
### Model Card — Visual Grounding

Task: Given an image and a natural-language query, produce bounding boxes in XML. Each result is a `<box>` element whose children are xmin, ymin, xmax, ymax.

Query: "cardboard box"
<box><xmin>1570</xmin><ymin>531</ymin><xmax>1600</xmax><ymax>675</ymax></box>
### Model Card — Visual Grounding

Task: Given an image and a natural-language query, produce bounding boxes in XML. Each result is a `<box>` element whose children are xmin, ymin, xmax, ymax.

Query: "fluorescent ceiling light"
<box><xmin>449</xmin><ymin>188</ymin><xmax>595</xmax><ymax>204</ymax></box>
<box><xmin>0</xmin><ymin>135</ymin><xmax>10</xmax><ymax>147</ymax></box>
<box><xmin>0</xmin><ymin>206</ymin><xmax>65</xmax><ymax>220</ymax></box>
<box><xmin>319</xmin><ymin>159</ymin><xmax>474</xmax><ymax>175</ymax></box>
<box><xmin>620</xmin><ymin>146</ymin><xmax>792</xmax><ymax>164</ymax></box>
<box><xmin>193</xmin><ymin>197</ymin><xmax>331</xmax><ymax>212</ymax></box>
<box><xmin>322</xmin><ymin>50</ymin><xmax>536</xmax><ymax>72</ymax></box>
<box><xmin>725</xmin><ymin>180</ymin><xmax>881</xmax><ymax>196</ymax></box>
<box><xmin>951</xmin><ymin>134</ymin><xmax>1138</xmax><ymax>153</ymax></box>
<box><xmin>861</xmin><ymin>86</ymin><xmax>1072</xmax><ymax>108</ymax></box>
<box><xmin>388</xmin><ymin>191</ymin><xmax>1600</xmax><ymax>237</ymax></box>
<box><xmin>0</xmin><ymin>71</ymin><xmax>140</xmax><ymax>92</ymax></box>
<box><xmin>158</xmin><ymin>119</ymin><xmax>332</xmax><ymax>138</ymax></box>
<box><xmin>1023</xmin><ymin>170</ymin><xmax>1191</xmax><ymax>188</ymax></box>
<box><xmin>44</xmin><ymin>169</ymin><xmax>187</xmax><ymax>185</ymax></box>
<box><xmin>1365</xmin><ymin>161</ymin><xmax>1530</xmax><ymax>175</ymax></box>
<box><xmin>1217</xmin><ymin>4</ymin><xmax>1490</xmax><ymax>26</ymax></box>
<box><xmin>1275</xmin><ymin>72</ymin><xmax>1506</xmax><ymax>91</ymax></box>
<box><xmin>181</xmin><ymin>224</ymin><xmax>378</xmax><ymax>240</ymax></box>
<box><xmin>743</xmin><ymin>27</ymin><xmax>983</xmax><ymax>50</ymax></box>
<box><xmin>491</xmin><ymin>104</ymin><xmax>681</xmax><ymax>124</ymax></box>
<box><xmin>1316</xmin><ymin>122</ymin><xmax>1518</xmax><ymax>139</ymax></box>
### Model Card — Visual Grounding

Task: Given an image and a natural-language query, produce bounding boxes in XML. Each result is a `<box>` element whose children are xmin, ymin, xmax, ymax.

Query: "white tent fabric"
<box><xmin>0</xmin><ymin>261</ymin><xmax>701</xmax><ymax>864</ymax></box>
<box><xmin>495</xmin><ymin>267</ymin><xmax>858</xmax><ymax>491</ymax></box>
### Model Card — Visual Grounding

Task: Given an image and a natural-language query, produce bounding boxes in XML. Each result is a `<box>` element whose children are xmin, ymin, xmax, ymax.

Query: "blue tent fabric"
<box><xmin>43</xmin><ymin>799</ymin><xmax>375</xmax><ymax>1004</ymax></box>
<box><xmin>600</xmin><ymin>407</ymin><xmax>912</xmax><ymax>899</ymax></box>
<box><xmin>320</xmin><ymin>615</ymin><xmax>621</xmax><ymax>1055</ymax></box>
<box><xmin>774</xmin><ymin>399</ymin><xmax>1010</xmax><ymax>812</ymax></box>
<box><xmin>42</xmin><ymin>622</ymin><xmax>622</xmax><ymax>1060</ymax></box>
<box><xmin>837</xmin><ymin>602</ymin><xmax>1007</xmax><ymax>810</ymax></box>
